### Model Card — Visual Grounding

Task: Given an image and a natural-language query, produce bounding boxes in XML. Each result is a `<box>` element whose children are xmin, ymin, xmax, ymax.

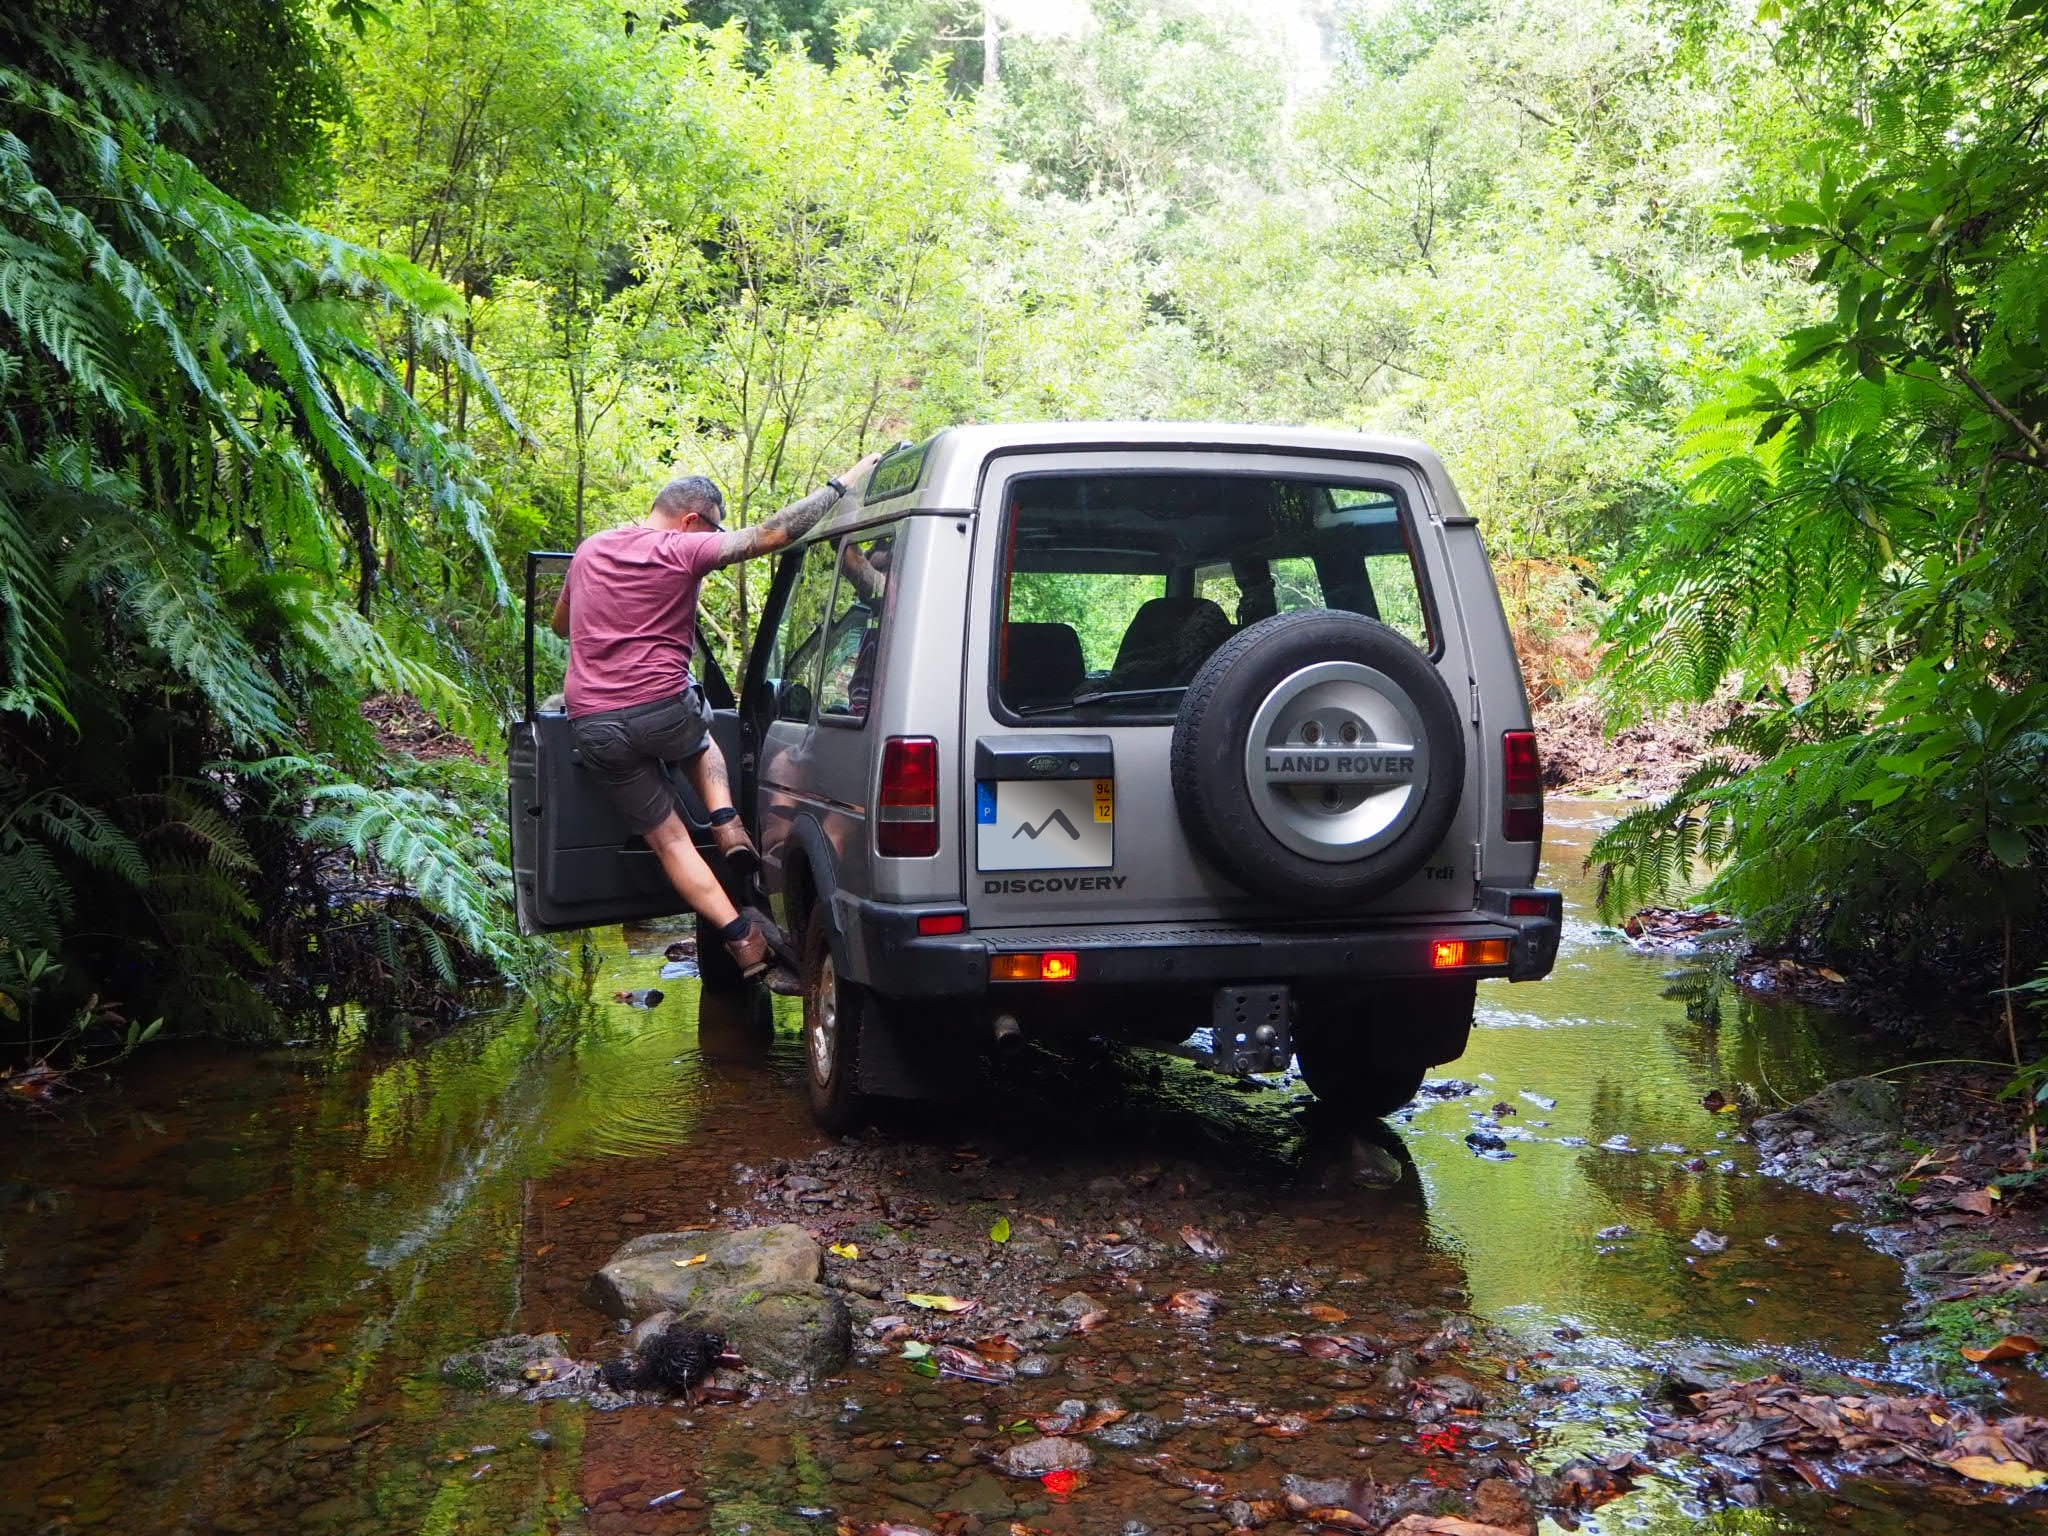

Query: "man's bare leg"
<box><xmin>683</xmin><ymin>738</ymin><xmax>735</xmax><ymax>816</ymax></box>
<box><xmin>684</xmin><ymin>740</ymin><xmax>760</xmax><ymax>872</ymax></box>
<box><xmin>644</xmin><ymin>812</ymin><xmax>740</xmax><ymax>929</ymax></box>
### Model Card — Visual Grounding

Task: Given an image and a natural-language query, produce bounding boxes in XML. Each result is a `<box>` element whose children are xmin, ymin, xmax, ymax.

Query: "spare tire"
<box><xmin>1169</xmin><ymin>610</ymin><xmax>1463</xmax><ymax>909</ymax></box>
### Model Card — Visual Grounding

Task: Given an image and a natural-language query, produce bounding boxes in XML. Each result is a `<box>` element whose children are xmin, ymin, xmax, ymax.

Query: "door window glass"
<box><xmin>818</xmin><ymin>529</ymin><xmax>896</xmax><ymax>723</ymax></box>
<box><xmin>765</xmin><ymin>541</ymin><xmax>835</xmax><ymax>723</ymax></box>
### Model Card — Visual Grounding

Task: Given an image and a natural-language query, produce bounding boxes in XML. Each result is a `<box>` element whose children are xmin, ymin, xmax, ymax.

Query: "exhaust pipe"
<box><xmin>991</xmin><ymin>1013</ymin><xmax>1024</xmax><ymax>1051</ymax></box>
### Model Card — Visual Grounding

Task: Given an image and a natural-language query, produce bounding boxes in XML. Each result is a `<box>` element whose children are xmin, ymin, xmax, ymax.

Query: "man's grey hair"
<box><xmin>651</xmin><ymin>474</ymin><xmax>724</xmax><ymax>522</ymax></box>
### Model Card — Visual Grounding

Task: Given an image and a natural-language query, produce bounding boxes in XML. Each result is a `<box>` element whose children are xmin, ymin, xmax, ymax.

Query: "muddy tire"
<box><xmin>801</xmin><ymin>915</ymin><xmax>866</xmax><ymax>1133</ymax></box>
<box><xmin>695</xmin><ymin>911</ymin><xmax>746</xmax><ymax>992</ymax></box>
<box><xmin>1170</xmin><ymin>610</ymin><xmax>1463</xmax><ymax>910</ymax></box>
<box><xmin>1294</xmin><ymin>978</ymin><xmax>1477</xmax><ymax>1118</ymax></box>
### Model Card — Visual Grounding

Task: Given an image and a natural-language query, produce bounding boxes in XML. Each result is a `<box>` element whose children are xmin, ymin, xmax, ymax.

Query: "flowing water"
<box><xmin>0</xmin><ymin>804</ymin><xmax>2034</xmax><ymax>1535</ymax></box>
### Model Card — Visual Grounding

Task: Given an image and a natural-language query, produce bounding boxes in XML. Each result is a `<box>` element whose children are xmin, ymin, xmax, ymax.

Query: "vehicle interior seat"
<box><xmin>1002</xmin><ymin>621</ymin><xmax>1085</xmax><ymax>706</ymax></box>
<box><xmin>1106</xmin><ymin>596</ymin><xmax>1234</xmax><ymax>691</ymax></box>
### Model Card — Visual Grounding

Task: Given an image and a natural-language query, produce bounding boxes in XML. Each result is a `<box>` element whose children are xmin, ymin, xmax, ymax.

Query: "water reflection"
<box><xmin>1405</xmin><ymin>809</ymin><xmax>1903</xmax><ymax>1362</ymax></box>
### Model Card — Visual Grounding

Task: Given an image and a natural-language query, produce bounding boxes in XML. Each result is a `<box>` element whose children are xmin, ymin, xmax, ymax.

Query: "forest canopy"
<box><xmin>0</xmin><ymin>0</ymin><xmax>2042</xmax><ymax>1045</ymax></box>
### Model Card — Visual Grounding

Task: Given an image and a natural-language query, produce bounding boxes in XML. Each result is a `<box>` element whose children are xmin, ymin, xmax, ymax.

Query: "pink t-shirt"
<box><xmin>563</xmin><ymin>526</ymin><xmax>724</xmax><ymax>715</ymax></box>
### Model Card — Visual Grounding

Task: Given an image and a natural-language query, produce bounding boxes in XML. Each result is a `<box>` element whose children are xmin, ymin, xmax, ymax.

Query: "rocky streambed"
<box><xmin>1</xmin><ymin>803</ymin><xmax>2043</xmax><ymax>1536</ymax></box>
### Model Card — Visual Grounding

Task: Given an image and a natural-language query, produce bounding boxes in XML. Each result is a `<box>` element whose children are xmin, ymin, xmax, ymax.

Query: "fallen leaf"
<box><xmin>829</xmin><ymin>1242</ymin><xmax>860</xmax><ymax>1260</ymax></box>
<box><xmin>1071</xmin><ymin>1309</ymin><xmax>1109</xmax><ymax>1331</ymax></box>
<box><xmin>1304</xmin><ymin>1303</ymin><xmax>1349</xmax><ymax>1323</ymax></box>
<box><xmin>1946</xmin><ymin>1455</ymin><xmax>2048</xmax><ymax>1490</ymax></box>
<box><xmin>1960</xmin><ymin>1334</ymin><xmax>2041</xmax><ymax>1364</ymax></box>
<box><xmin>936</xmin><ymin>1344</ymin><xmax>1015</xmax><ymax>1383</ymax></box>
<box><xmin>989</xmin><ymin>1216</ymin><xmax>1012</xmax><ymax>1244</ymax></box>
<box><xmin>671</xmin><ymin>1254</ymin><xmax>709</xmax><ymax>1268</ymax></box>
<box><xmin>1040</xmin><ymin>1469</ymin><xmax>1083</xmax><ymax>1496</ymax></box>
<box><xmin>1952</xmin><ymin>1187</ymin><xmax>1999</xmax><ymax>1216</ymax></box>
<box><xmin>1166</xmin><ymin>1289</ymin><xmax>1220</xmax><ymax>1321</ymax></box>
<box><xmin>972</xmin><ymin>1336</ymin><xmax>1022</xmax><ymax>1361</ymax></box>
<box><xmin>905</xmin><ymin>1293</ymin><xmax>977</xmax><ymax>1313</ymax></box>
<box><xmin>552</xmin><ymin>1196</ymin><xmax>577</xmax><ymax>1209</ymax></box>
<box><xmin>900</xmin><ymin>1341</ymin><xmax>933</xmax><ymax>1359</ymax></box>
<box><xmin>1302</xmin><ymin>1508</ymin><xmax>1374</xmax><ymax>1532</ymax></box>
<box><xmin>1179</xmin><ymin>1224</ymin><xmax>1226</xmax><ymax>1260</ymax></box>
<box><xmin>534</xmin><ymin>1243</ymin><xmax>556</xmax><ymax>1259</ymax></box>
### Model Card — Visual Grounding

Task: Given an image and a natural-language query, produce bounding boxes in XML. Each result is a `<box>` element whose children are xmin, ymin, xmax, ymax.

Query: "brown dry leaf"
<box><xmin>1950</xmin><ymin>1186</ymin><xmax>1999</xmax><ymax>1217</ymax></box>
<box><xmin>1382</xmin><ymin>1521</ymin><xmax>1533</xmax><ymax>1536</ymax></box>
<box><xmin>1945</xmin><ymin>1455</ymin><xmax>2048</xmax><ymax>1489</ymax></box>
<box><xmin>553</xmin><ymin>1196</ymin><xmax>577</xmax><ymax>1209</ymax></box>
<box><xmin>1179</xmin><ymin>1224</ymin><xmax>1226</xmax><ymax>1260</ymax></box>
<box><xmin>1304</xmin><ymin>1303</ymin><xmax>1349</xmax><ymax>1323</ymax></box>
<box><xmin>1960</xmin><ymin>1334</ymin><xmax>2042</xmax><ymax>1365</ymax></box>
<box><xmin>972</xmin><ymin>1336</ymin><xmax>1022</xmax><ymax>1361</ymax></box>
<box><xmin>671</xmin><ymin>1253</ymin><xmax>708</xmax><ymax>1268</ymax></box>
<box><xmin>1071</xmin><ymin>1309</ymin><xmax>1110</xmax><ymax>1331</ymax></box>
<box><xmin>534</xmin><ymin>1242</ymin><xmax>556</xmax><ymax>1259</ymax></box>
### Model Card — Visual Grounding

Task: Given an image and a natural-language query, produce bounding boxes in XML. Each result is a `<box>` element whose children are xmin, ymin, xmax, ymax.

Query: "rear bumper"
<box><xmin>833</xmin><ymin>888</ymin><xmax>1562</xmax><ymax>999</ymax></box>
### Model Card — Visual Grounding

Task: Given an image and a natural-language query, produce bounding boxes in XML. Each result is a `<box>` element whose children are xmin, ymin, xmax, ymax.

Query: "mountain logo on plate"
<box><xmin>1013</xmin><ymin>808</ymin><xmax>1082</xmax><ymax>842</ymax></box>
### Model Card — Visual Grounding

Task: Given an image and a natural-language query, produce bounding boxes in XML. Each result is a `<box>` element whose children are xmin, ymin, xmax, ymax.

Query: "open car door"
<box><xmin>508</xmin><ymin>551</ymin><xmax>746</xmax><ymax>935</ymax></box>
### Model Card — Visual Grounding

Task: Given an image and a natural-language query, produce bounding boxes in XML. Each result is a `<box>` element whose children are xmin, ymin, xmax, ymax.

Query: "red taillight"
<box><xmin>917</xmin><ymin>912</ymin><xmax>967</xmax><ymax>936</ymax></box>
<box><xmin>878</xmin><ymin>736</ymin><xmax>939</xmax><ymax>857</ymax></box>
<box><xmin>1503</xmin><ymin>729</ymin><xmax>1541</xmax><ymax>842</ymax></box>
<box><xmin>1508</xmin><ymin>894</ymin><xmax>1550</xmax><ymax>917</ymax></box>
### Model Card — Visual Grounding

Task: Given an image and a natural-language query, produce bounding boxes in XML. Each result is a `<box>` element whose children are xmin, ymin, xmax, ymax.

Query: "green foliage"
<box><xmin>1593</xmin><ymin>0</ymin><xmax>2048</xmax><ymax>994</ymax></box>
<box><xmin>0</xmin><ymin>22</ymin><xmax>531</xmax><ymax>1034</ymax></box>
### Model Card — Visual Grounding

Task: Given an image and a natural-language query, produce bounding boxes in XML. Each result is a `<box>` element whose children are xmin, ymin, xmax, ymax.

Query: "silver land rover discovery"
<box><xmin>511</xmin><ymin>423</ymin><xmax>1560</xmax><ymax>1130</ymax></box>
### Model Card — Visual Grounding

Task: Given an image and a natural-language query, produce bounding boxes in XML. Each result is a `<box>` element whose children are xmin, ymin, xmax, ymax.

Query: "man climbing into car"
<box><xmin>553</xmin><ymin>454</ymin><xmax>881</xmax><ymax>980</ymax></box>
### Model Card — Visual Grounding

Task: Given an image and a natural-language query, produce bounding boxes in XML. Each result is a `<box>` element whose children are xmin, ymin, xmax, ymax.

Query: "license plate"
<box><xmin>975</xmin><ymin>778</ymin><xmax>1114</xmax><ymax>872</ymax></box>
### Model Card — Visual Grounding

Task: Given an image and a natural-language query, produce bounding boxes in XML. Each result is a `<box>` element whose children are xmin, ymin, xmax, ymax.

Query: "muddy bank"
<box><xmin>1531</xmin><ymin>691</ymin><xmax>1734</xmax><ymax>797</ymax></box>
<box><xmin>1749</xmin><ymin>1066</ymin><xmax>2048</xmax><ymax>1406</ymax></box>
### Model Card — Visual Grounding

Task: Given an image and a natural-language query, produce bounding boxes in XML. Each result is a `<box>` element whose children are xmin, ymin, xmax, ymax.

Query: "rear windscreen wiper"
<box><xmin>1013</xmin><ymin>685</ymin><xmax>1187</xmax><ymax>716</ymax></box>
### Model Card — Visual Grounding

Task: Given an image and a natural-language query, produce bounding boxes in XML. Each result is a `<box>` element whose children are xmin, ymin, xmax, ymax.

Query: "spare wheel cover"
<box><xmin>1244</xmin><ymin>660</ymin><xmax>1430</xmax><ymax>862</ymax></box>
<box><xmin>1169</xmin><ymin>610</ymin><xmax>1464</xmax><ymax>908</ymax></box>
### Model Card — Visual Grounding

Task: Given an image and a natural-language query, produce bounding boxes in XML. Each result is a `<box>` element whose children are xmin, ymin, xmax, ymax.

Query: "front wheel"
<box><xmin>801</xmin><ymin>915</ymin><xmax>867</xmax><ymax>1133</ymax></box>
<box><xmin>1294</xmin><ymin>978</ymin><xmax>1477</xmax><ymax>1119</ymax></box>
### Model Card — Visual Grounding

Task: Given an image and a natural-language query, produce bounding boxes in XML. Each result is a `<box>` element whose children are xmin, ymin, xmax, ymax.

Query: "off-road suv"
<box><xmin>510</xmin><ymin>423</ymin><xmax>1560</xmax><ymax>1129</ymax></box>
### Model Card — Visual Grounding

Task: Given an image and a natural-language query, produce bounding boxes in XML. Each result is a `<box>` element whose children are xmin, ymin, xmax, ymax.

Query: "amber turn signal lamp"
<box><xmin>1431</xmin><ymin>938</ymin><xmax>1512</xmax><ymax>969</ymax></box>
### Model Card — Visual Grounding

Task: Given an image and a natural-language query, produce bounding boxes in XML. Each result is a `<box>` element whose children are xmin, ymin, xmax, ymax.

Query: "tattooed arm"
<box><xmin>710</xmin><ymin>454</ymin><xmax>883</xmax><ymax>568</ymax></box>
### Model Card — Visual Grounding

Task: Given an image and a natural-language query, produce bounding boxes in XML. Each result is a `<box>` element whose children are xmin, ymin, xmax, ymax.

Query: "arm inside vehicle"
<box><xmin>709</xmin><ymin>483</ymin><xmax>841</xmax><ymax>568</ymax></box>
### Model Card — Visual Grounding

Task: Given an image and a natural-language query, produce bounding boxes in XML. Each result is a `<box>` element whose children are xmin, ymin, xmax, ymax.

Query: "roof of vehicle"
<box><xmin>840</xmin><ymin>421</ymin><xmax>1473</xmax><ymax>532</ymax></box>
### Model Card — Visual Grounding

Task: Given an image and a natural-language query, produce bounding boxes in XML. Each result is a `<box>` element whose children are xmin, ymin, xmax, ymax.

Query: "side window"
<box><xmin>817</xmin><ymin>528</ymin><xmax>896</xmax><ymax>724</ymax></box>
<box><xmin>765</xmin><ymin>542</ymin><xmax>835</xmax><ymax>723</ymax></box>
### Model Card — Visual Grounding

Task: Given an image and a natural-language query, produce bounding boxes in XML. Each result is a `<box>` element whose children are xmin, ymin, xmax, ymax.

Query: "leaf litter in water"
<box><xmin>1960</xmin><ymin>1333</ymin><xmax>2040</xmax><ymax>1364</ymax></box>
<box><xmin>1179</xmin><ymin>1224</ymin><xmax>1226</xmax><ymax>1260</ymax></box>
<box><xmin>1165</xmin><ymin>1289</ymin><xmax>1219</xmax><ymax>1321</ymax></box>
<box><xmin>905</xmin><ymin>1292</ymin><xmax>976</xmax><ymax>1313</ymax></box>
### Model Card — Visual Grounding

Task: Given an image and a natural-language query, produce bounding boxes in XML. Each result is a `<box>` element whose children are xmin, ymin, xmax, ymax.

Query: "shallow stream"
<box><xmin>0</xmin><ymin>804</ymin><xmax>2034</xmax><ymax>1534</ymax></box>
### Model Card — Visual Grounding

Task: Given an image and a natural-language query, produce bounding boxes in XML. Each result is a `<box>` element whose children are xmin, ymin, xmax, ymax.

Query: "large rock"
<box><xmin>679</xmin><ymin>1282</ymin><xmax>851</xmax><ymax>1382</ymax></box>
<box><xmin>1753</xmin><ymin>1076</ymin><xmax>1902</xmax><ymax>1144</ymax></box>
<box><xmin>589</xmin><ymin>1226</ymin><xmax>849</xmax><ymax>1382</ymax></box>
<box><xmin>586</xmin><ymin>1225</ymin><xmax>822</xmax><ymax>1320</ymax></box>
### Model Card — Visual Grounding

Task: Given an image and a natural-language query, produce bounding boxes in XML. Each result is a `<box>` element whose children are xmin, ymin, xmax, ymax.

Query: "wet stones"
<box><xmin>588</xmin><ymin>1225</ymin><xmax>851</xmax><ymax>1381</ymax></box>
<box><xmin>585</xmin><ymin>1224</ymin><xmax>822</xmax><ymax>1319</ymax></box>
<box><xmin>996</xmin><ymin>1436</ymin><xmax>1094</xmax><ymax>1478</ymax></box>
<box><xmin>438</xmin><ymin>1332</ymin><xmax>571</xmax><ymax>1390</ymax></box>
<box><xmin>1753</xmin><ymin>1076</ymin><xmax>1902</xmax><ymax>1144</ymax></box>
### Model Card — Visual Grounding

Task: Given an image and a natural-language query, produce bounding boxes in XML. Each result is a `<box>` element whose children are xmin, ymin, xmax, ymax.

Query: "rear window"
<box><xmin>996</xmin><ymin>473</ymin><xmax>1433</xmax><ymax>718</ymax></box>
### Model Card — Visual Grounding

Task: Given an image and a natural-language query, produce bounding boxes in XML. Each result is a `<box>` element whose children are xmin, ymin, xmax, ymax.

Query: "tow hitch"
<box><xmin>1199</xmin><ymin>984</ymin><xmax>1294</xmax><ymax>1075</ymax></box>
